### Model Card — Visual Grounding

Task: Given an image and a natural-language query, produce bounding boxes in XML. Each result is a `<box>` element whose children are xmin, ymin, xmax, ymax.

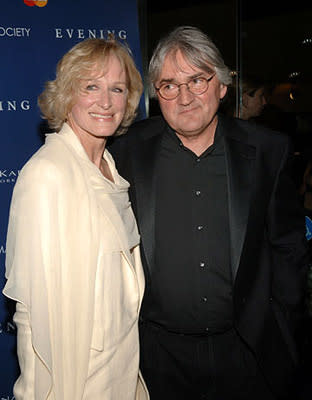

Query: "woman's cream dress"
<box><xmin>3</xmin><ymin>123</ymin><xmax>149</xmax><ymax>400</ymax></box>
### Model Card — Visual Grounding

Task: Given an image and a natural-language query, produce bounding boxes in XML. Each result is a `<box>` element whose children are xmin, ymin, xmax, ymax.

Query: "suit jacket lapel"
<box><xmin>132</xmin><ymin>133</ymin><xmax>162</xmax><ymax>276</ymax></box>
<box><xmin>223</xmin><ymin>122</ymin><xmax>256</xmax><ymax>280</ymax></box>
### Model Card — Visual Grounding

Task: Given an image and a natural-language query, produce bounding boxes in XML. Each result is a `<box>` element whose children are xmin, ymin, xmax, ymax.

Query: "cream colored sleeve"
<box><xmin>4</xmin><ymin>156</ymin><xmax>97</xmax><ymax>400</ymax></box>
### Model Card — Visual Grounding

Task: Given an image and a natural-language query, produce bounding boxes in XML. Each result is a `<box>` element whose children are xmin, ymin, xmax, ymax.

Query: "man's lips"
<box><xmin>178</xmin><ymin>106</ymin><xmax>199</xmax><ymax>115</ymax></box>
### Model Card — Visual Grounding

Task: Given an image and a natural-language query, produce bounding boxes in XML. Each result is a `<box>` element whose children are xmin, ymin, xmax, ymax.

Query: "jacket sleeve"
<box><xmin>267</xmin><ymin>136</ymin><xmax>310</xmax><ymax>331</ymax></box>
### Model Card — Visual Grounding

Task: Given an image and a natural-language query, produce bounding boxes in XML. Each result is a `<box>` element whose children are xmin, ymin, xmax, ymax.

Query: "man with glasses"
<box><xmin>110</xmin><ymin>26</ymin><xmax>309</xmax><ymax>400</ymax></box>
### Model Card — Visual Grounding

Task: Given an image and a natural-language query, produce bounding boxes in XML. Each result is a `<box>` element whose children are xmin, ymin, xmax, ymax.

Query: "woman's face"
<box><xmin>67</xmin><ymin>55</ymin><xmax>128</xmax><ymax>142</ymax></box>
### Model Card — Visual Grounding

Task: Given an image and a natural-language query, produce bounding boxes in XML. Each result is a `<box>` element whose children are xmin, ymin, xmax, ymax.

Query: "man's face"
<box><xmin>155</xmin><ymin>50</ymin><xmax>227</xmax><ymax>141</ymax></box>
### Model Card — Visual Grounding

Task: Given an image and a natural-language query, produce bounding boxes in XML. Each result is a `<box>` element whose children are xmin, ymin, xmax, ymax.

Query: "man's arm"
<box><xmin>267</xmin><ymin>136</ymin><xmax>310</xmax><ymax>331</ymax></box>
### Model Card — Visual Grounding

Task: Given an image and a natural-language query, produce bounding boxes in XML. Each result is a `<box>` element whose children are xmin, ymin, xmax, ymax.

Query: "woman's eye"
<box><xmin>112</xmin><ymin>87</ymin><xmax>124</xmax><ymax>93</ymax></box>
<box><xmin>86</xmin><ymin>84</ymin><xmax>97</xmax><ymax>91</ymax></box>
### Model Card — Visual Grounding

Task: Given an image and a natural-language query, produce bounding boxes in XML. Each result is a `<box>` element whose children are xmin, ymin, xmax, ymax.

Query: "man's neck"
<box><xmin>175</xmin><ymin>116</ymin><xmax>218</xmax><ymax>156</ymax></box>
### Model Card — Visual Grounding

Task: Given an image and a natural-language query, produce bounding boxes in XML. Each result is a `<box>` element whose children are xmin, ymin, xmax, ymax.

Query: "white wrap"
<box><xmin>3</xmin><ymin>124</ymin><xmax>148</xmax><ymax>400</ymax></box>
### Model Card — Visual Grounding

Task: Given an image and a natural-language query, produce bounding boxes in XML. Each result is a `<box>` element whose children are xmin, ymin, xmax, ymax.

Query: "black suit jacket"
<box><xmin>110</xmin><ymin>113</ymin><xmax>309</xmax><ymax>397</ymax></box>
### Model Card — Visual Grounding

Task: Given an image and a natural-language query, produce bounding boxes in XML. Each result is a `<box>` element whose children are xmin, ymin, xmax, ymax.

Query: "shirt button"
<box><xmin>196</xmin><ymin>158</ymin><xmax>201</xmax><ymax>163</ymax></box>
<box><xmin>199</xmin><ymin>262</ymin><xmax>205</xmax><ymax>268</ymax></box>
<box><xmin>197</xmin><ymin>225</ymin><xmax>204</xmax><ymax>231</ymax></box>
<box><xmin>195</xmin><ymin>190</ymin><xmax>201</xmax><ymax>196</ymax></box>
<box><xmin>201</xmin><ymin>296</ymin><xmax>208</xmax><ymax>302</ymax></box>
<box><xmin>205</xmin><ymin>327</ymin><xmax>209</xmax><ymax>332</ymax></box>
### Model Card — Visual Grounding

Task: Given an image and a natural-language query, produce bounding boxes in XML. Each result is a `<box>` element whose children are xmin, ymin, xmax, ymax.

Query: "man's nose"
<box><xmin>178</xmin><ymin>84</ymin><xmax>194</xmax><ymax>105</ymax></box>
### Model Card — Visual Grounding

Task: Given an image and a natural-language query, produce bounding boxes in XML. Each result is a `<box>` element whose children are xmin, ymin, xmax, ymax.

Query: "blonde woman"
<box><xmin>3</xmin><ymin>38</ymin><xmax>149</xmax><ymax>400</ymax></box>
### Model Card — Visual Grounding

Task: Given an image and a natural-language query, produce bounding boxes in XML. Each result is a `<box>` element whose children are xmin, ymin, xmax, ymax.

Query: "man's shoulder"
<box><xmin>127</xmin><ymin>114</ymin><xmax>167</xmax><ymax>138</ymax></box>
<box><xmin>221</xmin><ymin>114</ymin><xmax>290</xmax><ymax>148</ymax></box>
<box><xmin>108</xmin><ymin>114</ymin><xmax>166</xmax><ymax>159</ymax></box>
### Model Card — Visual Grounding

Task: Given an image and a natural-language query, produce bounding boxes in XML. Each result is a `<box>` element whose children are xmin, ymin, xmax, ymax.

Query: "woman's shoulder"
<box><xmin>17</xmin><ymin>133</ymin><xmax>78</xmax><ymax>187</ymax></box>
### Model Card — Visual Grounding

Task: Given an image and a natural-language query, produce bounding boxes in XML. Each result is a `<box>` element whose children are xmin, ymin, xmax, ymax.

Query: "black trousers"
<box><xmin>139</xmin><ymin>321</ymin><xmax>276</xmax><ymax>400</ymax></box>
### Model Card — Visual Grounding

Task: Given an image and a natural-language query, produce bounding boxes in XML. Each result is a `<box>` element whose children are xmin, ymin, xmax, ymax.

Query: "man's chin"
<box><xmin>175</xmin><ymin>128</ymin><xmax>204</xmax><ymax>139</ymax></box>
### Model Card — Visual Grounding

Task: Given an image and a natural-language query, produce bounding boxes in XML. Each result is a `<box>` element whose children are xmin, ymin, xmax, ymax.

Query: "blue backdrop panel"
<box><xmin>0</xmin><ymin>1</ymin><xmax>143</xmax><ymax>397</ymax></box>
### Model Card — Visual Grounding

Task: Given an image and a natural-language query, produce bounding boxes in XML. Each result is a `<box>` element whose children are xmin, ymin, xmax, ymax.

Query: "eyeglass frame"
<box><xmin>154</xmin><ymin>73</ymin><xmax>217</xmax><ymax>100</ymax></box>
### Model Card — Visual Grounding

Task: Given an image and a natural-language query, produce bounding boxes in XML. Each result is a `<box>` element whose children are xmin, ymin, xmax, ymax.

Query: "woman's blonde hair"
<box><xmin>38</xmin><ymin>37</ymin><xmax>143</xmax><ymax>134</ymax></box>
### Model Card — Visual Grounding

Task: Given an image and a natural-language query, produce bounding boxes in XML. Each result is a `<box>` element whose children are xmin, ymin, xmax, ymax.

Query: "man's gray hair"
<box><xmin>149</xmin><ymin>26</ymin><xmax>232</xmax><ymax>97</ymax></box>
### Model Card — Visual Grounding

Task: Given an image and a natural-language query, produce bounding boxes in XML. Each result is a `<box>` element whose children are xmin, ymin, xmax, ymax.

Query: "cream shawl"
<box><xmin>3</xmin><ymin>124</ymin><xmax>146</xmax><ymax>399</ymax></box>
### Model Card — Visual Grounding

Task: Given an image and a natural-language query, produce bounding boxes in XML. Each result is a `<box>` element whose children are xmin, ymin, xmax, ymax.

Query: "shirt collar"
<box><xmin>163</xmin><ymin>116</ymin><xmax>223</xmax><ymax>157</ymax></box>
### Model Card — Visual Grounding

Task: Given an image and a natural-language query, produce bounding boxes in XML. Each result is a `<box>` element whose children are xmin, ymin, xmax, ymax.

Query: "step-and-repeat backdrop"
<box><xmin>0</xmin><ymin>1</ymin><xmax>144</xmax><ymax>397</ymax></box>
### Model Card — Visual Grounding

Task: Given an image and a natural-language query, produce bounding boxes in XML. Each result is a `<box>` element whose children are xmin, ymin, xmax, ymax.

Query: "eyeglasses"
<box><xmin>155</xmin><ymin>73</ymin><xmax>216</xmax><ymax>100</ymax></box>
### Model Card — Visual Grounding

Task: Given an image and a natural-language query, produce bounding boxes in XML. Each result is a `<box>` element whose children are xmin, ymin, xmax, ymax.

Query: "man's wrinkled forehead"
<box><xmin>159</xmin><ymin>49</ymin><xmax>215</xmax><ymax>80</ymax></box>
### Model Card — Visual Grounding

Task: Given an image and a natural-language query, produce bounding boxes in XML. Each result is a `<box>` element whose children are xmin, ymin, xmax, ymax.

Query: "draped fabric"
<box><xmin>3</xmin><ymin>123</ymin><xmax>148</xmax><ymax>399</ymax></box>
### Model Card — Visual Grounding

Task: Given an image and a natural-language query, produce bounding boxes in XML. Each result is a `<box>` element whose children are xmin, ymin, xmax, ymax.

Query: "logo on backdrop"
<box><xmin>0</xmin><ymin>245</ymin><xmax>5</xmax><ymax>254</ymax></box>
<box><xmin>0</xmin><ymin>169</ymin><xmax>20</xmax><ymax>184</ymax></box>
<box><xmin>24</xmin><ymin>0</ymin><xmax>48</xmax><ymax>7</ymax></box>
<box><xmin>0</xmin><ymin>27</ymin><xmax>31</xmax><ymax>38</ymax></box>
<box><xmin>0</xmin><ymin>320</ymin><xmax>16</xmax><ymax>334</ymax></box>
<box><xmin>0</xmin><ymin>100</ymin><xmax>31</xmax><ymax>112</ymax></box>
<box><xmin>0</xmin><ymin>395</ymin><xmax>15</xmax><ymax>400</ymax></box>
<box><xmin>55</xmin><ymin>28</ymin><xmax>127</xmax><ymax>40</ymax></box>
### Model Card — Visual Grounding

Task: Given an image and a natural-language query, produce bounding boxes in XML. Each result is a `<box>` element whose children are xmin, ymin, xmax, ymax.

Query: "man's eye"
<box><xmin>192</xmin><ymin>78</ymin><xmax>205</xmax><ymax>85</ymax></box>
<box><xmin>163</xmin><ymin>84</ymin><xmax>177</xmax><ymax>91</ymax></box>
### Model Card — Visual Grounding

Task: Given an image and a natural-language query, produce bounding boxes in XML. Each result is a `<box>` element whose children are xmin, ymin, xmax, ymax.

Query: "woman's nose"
<box><xmin>97</xmin><ymin>89</ymin><xmax>112</xmax><ymax>109</ymax></box>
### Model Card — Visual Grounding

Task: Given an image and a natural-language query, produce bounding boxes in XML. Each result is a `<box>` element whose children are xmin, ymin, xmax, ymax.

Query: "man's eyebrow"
<box><xmin>157</xmin><ymin>78</ymin><xmax>175</xmax><ymax>86</ymax></box>
<box><xmin>158</xmin><ymin>73</ymin><xmax>207</xmax><ymax>86</ymax></box>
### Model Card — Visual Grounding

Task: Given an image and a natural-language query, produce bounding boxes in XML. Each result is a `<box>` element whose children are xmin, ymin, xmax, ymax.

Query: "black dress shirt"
<box><xmin>141</xmin><ymin>121</ymin><xmax>233</xmax><ymax>334</ymax></box>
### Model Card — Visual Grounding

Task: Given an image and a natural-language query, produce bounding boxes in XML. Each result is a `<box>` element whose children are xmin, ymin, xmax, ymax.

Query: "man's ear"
<box><xmin>220</xmin><ymin>84</ymin><xmax>227</xmax><ymax>100</ymax></box>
